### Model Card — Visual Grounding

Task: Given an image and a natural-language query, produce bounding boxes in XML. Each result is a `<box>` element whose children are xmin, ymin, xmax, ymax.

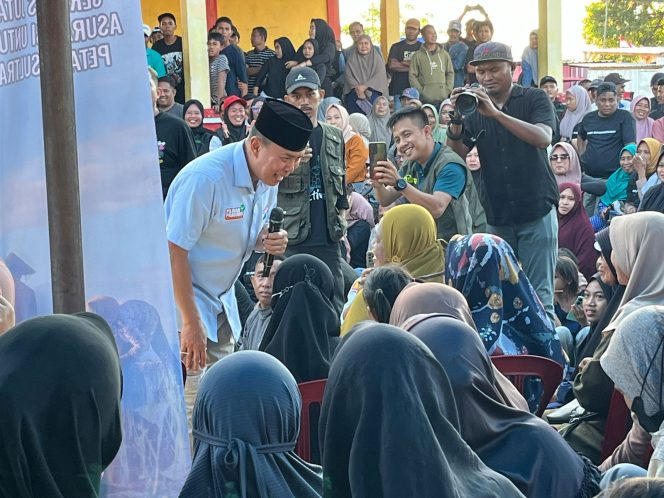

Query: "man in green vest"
<box><xmin>371</xmin><ymin>106</ymin><xmax>481</xmax><ymax>241</ymax></box>
<box><xmin>280</xmin><ymin>67</ymin><xmax>349</xmax><ymax>312</ymax></box>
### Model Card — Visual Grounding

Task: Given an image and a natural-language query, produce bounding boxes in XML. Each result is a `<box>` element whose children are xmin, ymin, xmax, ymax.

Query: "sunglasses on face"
<box><xmin>550</xmin><ymin>154</ymin><xmax>570</xmax><ymax>161</ymax></box>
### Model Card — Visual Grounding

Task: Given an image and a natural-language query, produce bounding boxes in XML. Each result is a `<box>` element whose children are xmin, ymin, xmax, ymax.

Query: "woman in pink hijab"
<box><xmin>549</xmin><ymin>141</ymin><xmax>582</xmax><ymax>186</ymax></box>
<box><xmin>632</xmin><ymin>95</ymin><xmax>655</xmax><ymax>142</ymax></box>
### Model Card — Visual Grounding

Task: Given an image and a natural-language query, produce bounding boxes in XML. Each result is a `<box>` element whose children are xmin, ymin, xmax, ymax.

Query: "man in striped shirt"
<box><xmin>245</xmin><ymin>27</ymin><xmax>276</xmax><ymax>92</ymax></box>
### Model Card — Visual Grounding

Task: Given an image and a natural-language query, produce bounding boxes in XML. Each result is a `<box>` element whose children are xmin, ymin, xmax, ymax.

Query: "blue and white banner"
<box><xmin>0</xmin><ymin>1</ymin><xmax>190</xmax><ymax>496</ymax></box>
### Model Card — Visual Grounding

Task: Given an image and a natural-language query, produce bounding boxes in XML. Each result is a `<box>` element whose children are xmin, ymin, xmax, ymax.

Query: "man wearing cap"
<box><xmin>149</xmin><ymin>70</ymin><xmax>196</xmax><ymax>199</ymax></box>
<box><xmin>144</xmin><ymin>24</ymin><xmax>166</xmax><ymax>77</ymax></box>
<box><xmin>409</xmin><ymin>24</ymin><xmax>454</xmax><ymax>108</ymax></box>
<box><xmin>388</xmin><ymin>19</ymin><xmax>422</xmax><ymax>110</ymax></box>
<box><xmin>281</xmin><ymin>67</ymin><xmax>349</xmax><ymax>312</ymax></box>
<box><xmin>540</xmin><ymin>76</ymin><xmax>566</xmax><ymax>119</ymax></box>
<box><xmin>165</xmin><ymin>97</ymin><xmax>313</xmax><ymax>424</ymax></box>
<box><xmin>603</xmin><ymin>72</ymin><xmax>631</xmax><ymax>109</ymax></box>
<box><xmin>152</xmin><ymin>13</ymin><xmax>185</xmax><ymax>104</ymax></box>
<box><xmin>444</xmin><ymin>20</ymin><xmax>468</xmax><ymax>89</ymax></box>
<box><xmin>400</xmin><ymin>87</ymin><xmax>421</xmax><ymax>107</ymax></box>
<box><xmin>150</xmin><ymin>27</ymin><xmax>163</xmax><ymax>45</ymax></box>
<box><xmin>447</xmin><ymin>41</ymin><xmax>560</xmax><ymax>321</ymax></box>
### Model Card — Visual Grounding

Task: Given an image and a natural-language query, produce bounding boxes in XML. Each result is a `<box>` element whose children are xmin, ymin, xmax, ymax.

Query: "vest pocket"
<box><xmin>282</xmin><ymin>205</ymin><xmax>303</xmax><ymax>240</ymax></box>
<box><xmin>280</xmin><ymin>173</ymin><xmax>305</xmax><ymax>193</ymax></box>
<box><xmin>329</xmin><ymin>165</ymin><xmax>345</xmax><ymax>195</ymax></box>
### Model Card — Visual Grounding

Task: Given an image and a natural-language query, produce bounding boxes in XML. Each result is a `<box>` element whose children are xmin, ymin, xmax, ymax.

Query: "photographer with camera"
<box><xmin>446</xmin><ymin>42</ymin><xmax>559</xmax><ymax>321</ymax></box>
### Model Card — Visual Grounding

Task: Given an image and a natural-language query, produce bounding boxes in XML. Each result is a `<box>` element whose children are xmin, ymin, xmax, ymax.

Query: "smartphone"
<box><xmin>566</xmin><ymin>295</ymin><xmax>584</xmax><ymax>322</ymax></box>
<box><xmin>366</xmin><ymin>250</ymin><xmax>375</xmax><ymax>269</ymax></box>
<box><xmin>368</xmin><ymin>142</ymin><xmax>387</xmax><ymax>180</ymax></box>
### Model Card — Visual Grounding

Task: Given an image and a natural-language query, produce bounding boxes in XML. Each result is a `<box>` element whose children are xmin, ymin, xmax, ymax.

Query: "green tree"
<box><xmin>341</xmin><ymin>3</ymin><xmax>430</xmax><ymax>46</ymax></box>
<box><xmin>582</xmin><ymin>0</ymin><xmax>664</xmax><ymax>48</ymax></box>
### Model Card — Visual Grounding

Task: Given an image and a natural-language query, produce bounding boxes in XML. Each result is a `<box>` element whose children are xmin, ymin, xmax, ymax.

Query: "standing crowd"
<box><xmin>2</xmin><ymin>6</ymin><xmax>664</xmax><ymax>498</ymax></box>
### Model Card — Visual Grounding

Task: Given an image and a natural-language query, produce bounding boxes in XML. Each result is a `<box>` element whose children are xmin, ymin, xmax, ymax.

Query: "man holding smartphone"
<box><xmin>370</xmin><ymin>106</ymin><xmax>481</xmax><ymax>241</ymax></box>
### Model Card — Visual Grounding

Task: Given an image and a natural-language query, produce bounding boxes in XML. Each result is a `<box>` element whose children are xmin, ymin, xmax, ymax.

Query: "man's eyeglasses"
<box><xmin>550</xmin><ymin>154</ymin><xmax>570</xmax><ymax>162</ymax></box>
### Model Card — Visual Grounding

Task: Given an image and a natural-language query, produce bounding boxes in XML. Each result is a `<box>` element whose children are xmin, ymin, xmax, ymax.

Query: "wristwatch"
<box><xmin>395</xmin><ymin>178</ymin><xmax>408</xmax><ymax>191</ymax></box>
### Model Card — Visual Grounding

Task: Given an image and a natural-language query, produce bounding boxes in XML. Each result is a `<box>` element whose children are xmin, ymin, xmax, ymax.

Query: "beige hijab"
<box><xmin>390</xmin><ymin>283</ymin><xmax>529</xmax><ymax>412</ymax></box>
<box><xmin>606</xmin><ymin>212</ymin><xmax>664</xmax><ymax>333</ymax></box>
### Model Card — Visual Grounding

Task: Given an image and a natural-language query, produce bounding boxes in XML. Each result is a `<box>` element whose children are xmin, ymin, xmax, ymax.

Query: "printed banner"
<box><xmin>0</xmin><ymin>1</ymin><xmax>190</xmax><ymax>496</ymax></box>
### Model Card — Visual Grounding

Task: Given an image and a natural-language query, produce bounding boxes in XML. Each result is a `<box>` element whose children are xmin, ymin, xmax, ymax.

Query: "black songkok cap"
<box><xmin>254</xmin><ymin>98</ymin><xmax>313</xmax><ymax>152</ymax></box>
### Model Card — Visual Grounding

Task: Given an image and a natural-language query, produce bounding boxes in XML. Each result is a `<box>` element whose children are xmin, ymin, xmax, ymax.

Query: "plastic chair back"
<box><xmin>600</xmin><ymin>389</ymin><xmax>632</xmax><ymax>462</ymax></box>
<box><xmin>296</xmin><ymin>379</ymin><xmax>326</xmax><ymax>462</ymax></box>
<box><xmin>491</xmin><ymin>354</ymin><xmax>563</xmax><ymax>417</ymax></box>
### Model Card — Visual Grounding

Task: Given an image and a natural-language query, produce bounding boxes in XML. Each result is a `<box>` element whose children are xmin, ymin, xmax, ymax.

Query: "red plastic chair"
<box><xmin>491</xmin><ymin>355</ymin><xmax>564</xmax><ymax>417</ymax></box>
<box><xmin>600</xmin><ymin>389</ymin><xmax>632</xmax><ymax>462</ymax></box>
<box><xmin>296</xmin><ymin>379</ymin><xmax>327</xmax><ymax>462</ymax></box>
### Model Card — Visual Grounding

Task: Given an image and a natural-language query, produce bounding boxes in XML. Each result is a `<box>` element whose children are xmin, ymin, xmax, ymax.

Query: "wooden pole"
<box><xmin>36</xmin><ymin>0</ymin><xmax>86</xmax><ymax>314</ymax></box>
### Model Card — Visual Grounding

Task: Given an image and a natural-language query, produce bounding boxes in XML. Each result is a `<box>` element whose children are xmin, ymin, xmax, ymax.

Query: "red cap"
<box><xmin>222</xmin><ymin>95</ymin><xmax>248</xmax><ymax>111</ymax></box>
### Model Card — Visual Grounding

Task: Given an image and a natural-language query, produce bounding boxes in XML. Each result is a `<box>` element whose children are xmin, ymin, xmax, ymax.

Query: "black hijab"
<box><xmin>183</xmin><ymin>99</ymin><xmax>214</xmax><ymax>156</ymax></box>
<box><xmin>311</xmin><ymin>19</ymin><xmax>335</xmax><ymax>52</ymax></box>
<box><xmin>319</xmin><ymin>324</ymin><xmax>525</xmax><ymax>498</ymax></box>
<box><xmin>221</xmin><ymin>102</ymin><xmax>248</xmax><ymax>145</ymax></box>
<box><xmin>577</xmin><ymin>279</ymin><xmax>625</xmax><ymax>362</ymax></box>
<box><xmin>259</xmin><ymin>254</ymin><xmax>339</xmax><ymax>382</ymax></box>
<box><xmin>179</xmin><ymin>351</ymin><xmax>322</xmax><ymax>498</ymax></box>
<box><xmin>406</xmin><ymin>315</ymin><xmax>599</xmax><ymax>498</ymax></box>
<box><xmin>297</xmin><ymin>38</ymin><xmax>320</xmax><ymax>62</ymax></box>
<box><xmin>276</xmin><ymin>36</ymin><xmax>297</xmax><ymax>62</ymax></box>
<box><xmin>640</xmin><ymin>182</ymin><xmax>664</xmax><ymax>213</ymax></box>
<box><xmin>0</xmin><ymin>313</ymin><xmax>122</xmax><ymax>498</ymax></box>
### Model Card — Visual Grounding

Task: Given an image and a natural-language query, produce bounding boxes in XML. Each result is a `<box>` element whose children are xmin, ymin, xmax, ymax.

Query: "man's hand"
<box><xmin>0</xmin><ymin>295</ymin><xmax>15</xmax><ymax>336</ymax></box>
<box><xmin>373</xmin><ymin>159</ymin><xmax>400</xmax><ymax>188</ymax></box>
<box><xmin>263</xmin><ymin>229</ymin><xmax>288</xmax><ymax>256</ymax></box>
<box><xmin>470</xmin><ymin>86</ymin><xmax>501</xmax><ymax>119</ymax></box>
<box><xmin>180</xmin><ymin>319</ymin><xmax>207</xmax><ymax>371</ymax></box>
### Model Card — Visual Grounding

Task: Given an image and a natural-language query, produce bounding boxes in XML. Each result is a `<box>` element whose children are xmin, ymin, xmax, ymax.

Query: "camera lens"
<box><xmin>456</xmin><ymin>91</ymin><xmax>479</xmax><ymax>116</ymax></box>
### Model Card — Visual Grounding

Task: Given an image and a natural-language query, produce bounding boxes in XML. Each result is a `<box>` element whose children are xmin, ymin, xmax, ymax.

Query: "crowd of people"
<box><xmin>2</xmin><ymin>5</ymin><xmax>664</xmax><ymax>498</ymax></box>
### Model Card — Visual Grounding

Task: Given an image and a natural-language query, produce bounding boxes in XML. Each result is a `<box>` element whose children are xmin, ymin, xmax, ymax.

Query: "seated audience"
<box><xmin>179</xmin><ymin>351</ymin><xmax>323</xmax><ymax>497</ymax></box>
<box><xmin>554</xmin><ymin>255</ymin><xmax>584</xmax><ymax>358</ymax></box>
<box><xmin>634</xmin><ymin>138</ymin><xmax>663</xmax><ymax>199</ymax></box>
<box><xmin>421</xmin><ymin>104</ymin><xmax>447</xmax><ymax>143</ymax></box>
<box><xmin>558</xmin><ymin>182</ymin><xmax>599</xmax><ymax>279</ymax></box>
<box><xmin>183</xmin><ymin>99</ymin><xmax>216</xmax><ymax>156</ymax></box>
<box><xmin>319</xmin><ymin>324</ymin><xmax>525</xmax><ymax>497</ymax></box>
<box><xmin>259</xmin><ymin>254</ymin><xmax>339</xmax><ymax>383</ymax></box>
<box><xmin>602</xmin><ymin>305</ymin><xmax>664</xmax><ymax>477</ymax></box>
<box><xmin>341</xmin><ymin>204</ymin><xmax>445</xmax><ymax>334</ymax></box>
<box><xmin>640</xmin><ymin>182</ymin><xmax>664</xmax><ymax>213</ymax></box>
<box><xmin>600</xmin><ymin>144</ymin><xmax>639</xmax><ymax>212</ymax></box>
<box><xmin>550</xmin><ymin>141</ymin><xmax>582</xmax><ymax>186</ymax></box>
<box><xmin>446</xmin><ymin>233</ymin><xmax>564</xmax><ymax>363</ymax></box>
<box><xmin>236</xmin><ymin>254</ymin><xmax>284</xmax><ymax>351</ymax></box>
<box><xmin>325</xmin><ymin>103</ymin><xmax>369</xmax><ymax>185</ymax></box>
<box><xmin>343</xmin><ymin>35</ymin><xmax>389</xmax><ymax>115</ymax></box>
<box><xmin>214</xmin><ymin>95</ymin><xmax>249</xmax><ymax>147</ymax></box>
<box><xmin>345</xmin><ymin>191</ymin><xmax>375</xmax><ymax>268</ymax></box>
<box><xmin>363</xmin><ymin>265</ymin><xmax>413</xmax><ymax>323</ymax></box>
<box><xmin>405</xmin><ymin>315</ymin><xmax>601</xmax><ymax>497</ymax></box>
<box><xmin>388</xmin><ymin>282</ymin><xmax>530</xmax><ymax>412</ymax></box>
<box><xmin>348</xmin><ymin>112</ymin><xmax>371</xmax><ymax>147</ymax></box>
<box><xmin>598</xmin><ymin>477</ymin><xmax>664</xmax><ymax>497</ymax></box>
<box><xmin>0</xmin><ymin>313</ymin><xmax>122</xmax><ymax>497</ymax></box>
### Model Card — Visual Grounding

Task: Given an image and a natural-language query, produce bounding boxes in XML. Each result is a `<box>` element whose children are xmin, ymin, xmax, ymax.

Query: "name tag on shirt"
<box><xmin>225</xmin><ymin>205</ymin><xmax>245</xmax><ymax>221</ymax></box>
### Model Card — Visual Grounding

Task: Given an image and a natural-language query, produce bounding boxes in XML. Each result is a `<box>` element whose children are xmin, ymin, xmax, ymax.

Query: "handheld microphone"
<box><xmin>262</xmin><ymin>207</ymin><xmax>285</xmax><ymax>277</ymax></box>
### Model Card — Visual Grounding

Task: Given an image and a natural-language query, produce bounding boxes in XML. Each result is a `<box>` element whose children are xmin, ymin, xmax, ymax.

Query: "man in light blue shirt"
<box><xmin>165</xmin><ymin>98</ymin><xmax>313</xmax><ymax>425</ymax></box>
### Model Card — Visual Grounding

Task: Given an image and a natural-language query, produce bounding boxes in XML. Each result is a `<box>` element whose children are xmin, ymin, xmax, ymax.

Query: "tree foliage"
<box><xmin>582</xmin><ymin>0</ymin><xmax>664</xmax><ymax>47</ymax></box>
<box><xmin>341</xmin><ymin>2</ymin><xmax>432</xmax><ymax>45</ymax></box>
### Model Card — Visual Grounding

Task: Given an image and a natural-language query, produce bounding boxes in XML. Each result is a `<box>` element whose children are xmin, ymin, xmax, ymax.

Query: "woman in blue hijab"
<box><xmin>179</xmin><ymin>351</ymin><xmax>322</xmax><ymax>497</ymax></box>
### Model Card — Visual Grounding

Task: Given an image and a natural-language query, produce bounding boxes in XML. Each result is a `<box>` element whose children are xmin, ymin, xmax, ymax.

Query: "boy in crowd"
<box><xmin>208</xmin><ymin>32</ymin><xmax>229</xmax><ymax>111</ymax></box>
<box><xmin>236</xmin><ymin>255</ymin><xmax>285</xmax><ymax>351</ymax></box>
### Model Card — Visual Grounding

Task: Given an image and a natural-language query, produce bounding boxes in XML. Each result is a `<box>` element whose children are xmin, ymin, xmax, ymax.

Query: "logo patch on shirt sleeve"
<box><xmin>224</xmin><ymin>205</ymin><xmax>245</xmax><ymax>220</ymax></box>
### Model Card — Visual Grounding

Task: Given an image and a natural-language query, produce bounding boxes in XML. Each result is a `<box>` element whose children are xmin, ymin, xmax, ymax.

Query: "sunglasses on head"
<box><xmin>550</xmin><ymin>154</ymin><xmax>570</xmax><ymax>161</ymax></box>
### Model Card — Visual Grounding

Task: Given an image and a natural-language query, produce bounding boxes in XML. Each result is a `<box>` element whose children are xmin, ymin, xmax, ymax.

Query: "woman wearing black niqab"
<box><xmin>0</xmin><ymin>313</ymin><xmax>123</xmax><ymax>498</ymax></box>
<box><xmin>259</xmin><ymin>254</ymin><xmax>339</xmax><ymax>383</ymax></box>
<box><xmin>405</xmin><ymin>314</ymin><xmax>601</xmax><ymax>498</ymax></box>
<box><xmin>319</xmin><ymin>323</ymin><xmax>525</xmax><ymax>498</ymax></box>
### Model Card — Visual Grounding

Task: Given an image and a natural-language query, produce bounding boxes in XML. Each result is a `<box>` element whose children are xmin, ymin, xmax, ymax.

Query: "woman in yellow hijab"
<box><xmin>341</xmin><ymin>204</ymin><xmax>445</xmax><ymax>335</ymax></box>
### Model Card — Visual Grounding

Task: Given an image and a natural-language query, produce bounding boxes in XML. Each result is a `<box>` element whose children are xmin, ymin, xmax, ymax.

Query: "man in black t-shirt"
<box><xmin>577</xmin><ymin>82</ymin><xmax>636</xmax><ymax>180</ymax></box>
<box><xmin>447</xmin><ymin>42</ymin><xmax>559</xmax><ymax>321</ymax></box>
<box><xmin>149</xmin><ymin>69</ymin><xmax>196</xmax><ymax>199</ymax></box>
<box><xmin>152</xmin><ymin>13</ymin><xmax>185</xmax><ymax>104</ymax></box>
<box><xmin>280</xmin><ymin>68</ymin><xmax>349</xmax><ymax>313</ymax></box>
<box><xmin>387</xmin><ymin>19</ymin><xmax>422</xmax><ymax>110</ymax></box>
